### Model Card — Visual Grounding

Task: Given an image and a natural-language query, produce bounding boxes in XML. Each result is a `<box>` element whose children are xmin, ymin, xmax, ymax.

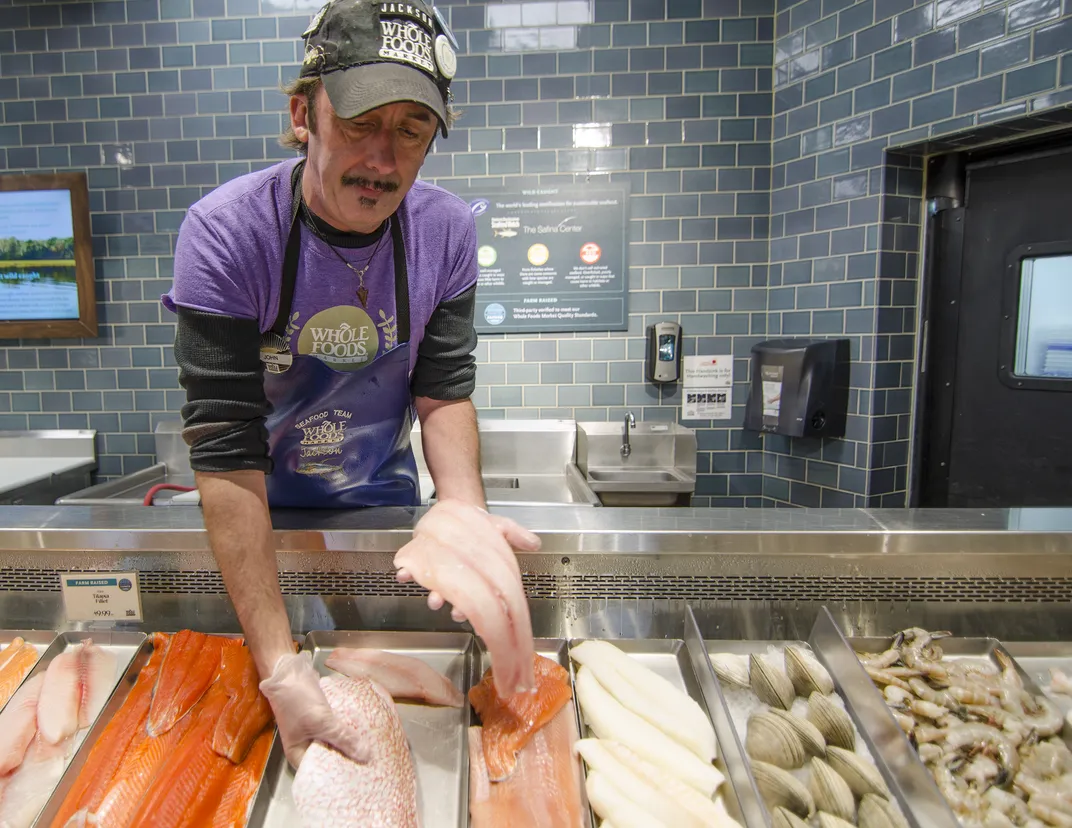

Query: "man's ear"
<box><xmin>290</xmin><ymin>95</ymin><xmax>311</xmax><ymax>144</ymax></box>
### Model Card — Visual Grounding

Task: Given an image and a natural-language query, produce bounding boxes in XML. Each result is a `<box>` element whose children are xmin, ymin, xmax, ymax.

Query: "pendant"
<box><xmin>357</xmin><ymin>285</ymin><xmax>369</xmax><ymax>308</ymax></box>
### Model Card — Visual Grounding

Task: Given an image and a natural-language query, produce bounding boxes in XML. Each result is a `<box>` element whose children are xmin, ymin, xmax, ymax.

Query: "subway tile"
<box><xmin>1033</xmin><ymin>18</ymin><xmax>1072</xmax><ymax>60</ymax></box>
<box><xmin>954</xmin><ymin>75</ymin><xmax>1003</xmax><ymax>114</ymax></box>
<box><xmin>911</xmin><ymin>89</ymin><xmax>955</xmax><ymax>124</ymax></box>
<box><xmin>958</xmin><ymin>7</ymin><xmax>1006</xmax><ymax>47</ymax></box>
<box><xmin>980</xmin><ymin>33</ymin><xmax>1031</xmax><ymax>75</ymax></box>
<box><xmin>934</xmin><ymin>51</ymin><xmax>980</xmax><ymax>89</ymax></box>
<box><xmin>1007</xmin><ymin>0</ymin><xmax>1060</xmax><ymax>32</ymax></box>
<box><xmin>892</xmin><ymin>64</ymin><xmax>933</xmax><ymax>101</ymax></box>
<box><xmin>1005</xmin><ymin>58</ymin><xmax>1058</xmax><ymax>99</ymax></box>
<box><xmin>913</xmin><ymin>26</ymin><xmax>956</xmax><ymax>65</ymax></box>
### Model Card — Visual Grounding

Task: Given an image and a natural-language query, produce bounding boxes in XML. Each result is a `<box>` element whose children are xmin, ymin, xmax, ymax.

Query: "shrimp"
<box><xmin>866</xmin><ymin>666</ymin><xmax>915</xmax><ymax>692</ymax></box>
<box><xmin>949</xmin><ymin>684</ymin><xmax>1000</xmax><ymax>706</ymax></box>
<box><xmin>860</xmin><ymin>647</ymin><xmax>902</xmax><ymax>669</ymax></box>
<box><xmin>986</xmin><ymin>785</ymin><xmax>1032</xmax><ymax>824</ymax></box>
<box><xmin>944</xmin><ymin>723</ymin><xmax>1020</xmax><ymax>780</ymax></box>
<box><xmin>885</xmin><ymin>684</ymin><xmax>913</xmax><ymax>705</ymax></box>
<box><xmin>1028</xmin><ymin>795</ymin><xmax>1072</xmax><ymax>827</ymax></box>
<box><xmin>1048</xmin><ymin>668</ymin><xmax>1072</xmax><ymax>697</ymax></box>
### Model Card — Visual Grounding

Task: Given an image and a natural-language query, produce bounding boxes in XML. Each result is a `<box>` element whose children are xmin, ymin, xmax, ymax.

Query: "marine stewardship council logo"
<box><xmin>469</xmin><ymin>198</ymin><xmax>489</xmax><ymax>216</ymax></box>
<box><xmin>483</xmin><ymin>303</ymin><xmax>506</xmax><ymax>325</ymax></box>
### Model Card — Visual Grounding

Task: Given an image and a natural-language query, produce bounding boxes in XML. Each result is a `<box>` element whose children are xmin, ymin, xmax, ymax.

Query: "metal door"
<box><xmin>920</xmin><ymin>145</ymin><xmax>1072</xmax><ymax>507</ymax></box>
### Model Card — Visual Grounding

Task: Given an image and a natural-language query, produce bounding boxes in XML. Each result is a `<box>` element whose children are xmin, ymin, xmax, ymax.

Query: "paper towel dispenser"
<box><xmin>744</xmin><ymin>338</ymin><xmax>850</xmax><ymax>438</ymax></box>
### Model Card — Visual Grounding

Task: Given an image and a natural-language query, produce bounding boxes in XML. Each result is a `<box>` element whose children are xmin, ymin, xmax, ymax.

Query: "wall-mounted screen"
<box><xmin>0</xmin><ymin>172</ymin><xmax>96</xmax><ymax>339</ymax></box>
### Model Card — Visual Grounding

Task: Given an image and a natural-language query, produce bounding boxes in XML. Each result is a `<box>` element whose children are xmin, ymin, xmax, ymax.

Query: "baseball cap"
<box><xmin>299</xmin><ymin>0</ymin><xmax>457</xmax><ymax>137</ymax></box>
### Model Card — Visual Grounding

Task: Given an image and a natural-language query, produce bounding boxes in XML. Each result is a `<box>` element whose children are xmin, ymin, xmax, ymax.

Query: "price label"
<box><xmin>59</xmin><ymin>572</ymin><xmax>143</xmax><ymax>623</ymax></box>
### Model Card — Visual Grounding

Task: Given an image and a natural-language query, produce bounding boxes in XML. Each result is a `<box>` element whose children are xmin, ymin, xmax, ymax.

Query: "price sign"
<box><xmin>59</xmin><ymin>572</ymin><xmax>143</xmax><ymax>622</ymax></box>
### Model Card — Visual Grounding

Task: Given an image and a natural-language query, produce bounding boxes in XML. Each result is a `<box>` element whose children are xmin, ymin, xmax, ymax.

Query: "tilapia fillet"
<box><xmin>469</xmin><ymin>704</ymin><xmax>585</xmax><ymax>828</ymax></box>
<box><xmin>292</xmin><ymin>676</ymin><xmax>417</xmax><ymax>828</ymax></box>
<box><xmin>325</xmin><ymin>648</ymin><xmax>464</xmax><ymax>708</ymax></box>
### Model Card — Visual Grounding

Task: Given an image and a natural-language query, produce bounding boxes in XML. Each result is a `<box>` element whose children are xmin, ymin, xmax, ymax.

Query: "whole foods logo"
<box><xmin>379</xmin><ymin>17</ymin><xmax>435</xmax><ymax>75</ymax></box>
<box><xmin>297</xmin><ymin>306</ymin><xmax>380</xmax><ymax>371</ymax></box>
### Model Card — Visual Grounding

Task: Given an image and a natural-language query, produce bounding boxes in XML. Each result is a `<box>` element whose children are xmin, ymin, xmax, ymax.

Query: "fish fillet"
<box><xmin>292</xmin><ymin>675</ymin><xmax>417</xmax><ymax>828</ymax></box>
<box><xmin>49</xmin><ymin>633</ymin><xmax>169</xmax><ymax>827</ymax></box>
<box><xmin>0</xmin><ymin>734</ymin><xmax>73</xmax><ymax>828</ymax></box>
<box><xmin>148</xmin><ymin>630</ymin><xmax>227</xmax><ymax>737</ymax></box>
<box><xmin>468</xmin><ymin>654</ymin><xmax>573</xmax><ymax>781</ymax></box>
<box><xmin>36</xmin><ymin>646</ymin><xmax>82</xmax><ymax>746</ymax></box>
<box><xmin>210</xmin><ymin>728</ymin><xmax>275</xmax><ymax>828</ymax></box>
<box><xmin>325</xmin><ymin>648</ymin><xmax>464</xmax><ymax>708</ymax></box>
<box><xmin>0</xmin><ymin>641</ymin><xmax>38</xmax><ymax>710</ymax></box>
<box><xmin>575</xmin><ymin>739</ymin><xmax>709</xmax><ymax>828</ymax></box>
<box><xmin>584</xmin><ymin>771</ymin><xmax>665</xmax><ymax>828</ymax></box>
<box><xmin>469</xmin><ymin>703</ymin><xmax>585</xmax><ymax>828</ymax></box>
<box><xmin>78</xmin><ymin>642</ymin><xmax>118</xmax><ymax>730</ymax></box>
<box><xmin>212</xmin><ymin>644</ymin><xmax>273</xmax><ymax>763</ymax></box>
<box><xmin>0</xmin><ymin>675</ymin><xmax>44</xmax><ymax>775</ymax></box>
<box><xmin>570</xmin><ymin>640</ymin><xmax>716</xmax><ymax>761</ymax></box>
<box><xmin>575</xmin><ymin>666</ymin><xmax>724</xmax><ymax>797</ymax></box>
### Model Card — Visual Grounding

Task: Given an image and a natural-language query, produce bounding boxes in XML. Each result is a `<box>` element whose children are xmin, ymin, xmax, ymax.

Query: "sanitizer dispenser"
<box><xmin>744</xmin><ymin>338</ymin><xmax>850</xmax><ymax>437</ymax></box>
<box><xmin>645</xmin><ymin>322</ymin><xmax>682</xmax><ymax>384</ymax></box>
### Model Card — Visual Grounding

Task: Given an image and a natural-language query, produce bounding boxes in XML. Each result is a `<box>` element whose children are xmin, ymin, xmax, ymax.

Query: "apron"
<box><xmin>260</xmin><ymin>181</ymin><xmax>420</xmax><ymax>509</ymax></box>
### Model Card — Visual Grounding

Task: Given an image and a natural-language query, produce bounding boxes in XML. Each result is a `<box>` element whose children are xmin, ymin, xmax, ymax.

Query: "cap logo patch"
<box><xmin>379</xmin><ymin>17</ymin><xmax>435</xmax><ymax>75</ymax></box>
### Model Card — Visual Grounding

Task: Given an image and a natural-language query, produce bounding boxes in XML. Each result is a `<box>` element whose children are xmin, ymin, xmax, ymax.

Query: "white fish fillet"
<box><xmin>36</xmin><ymin>647</ymin><xmax>81</xmax><ymax>745</ymax></box>
<box><xmin>292</xmin><ymin>675</ymin><xmax>417</xmax><ymax>828</ymax></box>
<box><xmin>575</xmin><ymin>666</ymin><xmax>724</xmax><ymax>797</ymax></box>
<box><xmin>0</xmin><ymin>733</ymin><xmax>72</xmax><ymax>828</ymax></box>
<box><xmin>0</xmin><ymin>674</ymin><xmax>44</xmax><ymax>776</ymax></box>
<box><xmin>584</xmin><ymin>771</ymin><xmax>666</xmax><ymax>828</ymax></box>
<box><xmin>575</xmin><ymin>739</ymin><xmax>707</xmax><ymax>828</ymax></box>
<box><xmin>325</xmin><ymin>648</ymin><xmax>463</xmax><ymax>707</ymax></box>
<box><xmin>77</xmin><ymin>642</ymin><xmax>117</xmax><ymax>729</ymax></box>
<box><xmin>570</xmin><ymin>640</ymin><xmax>716</xmax><ymax>761</ymax></box>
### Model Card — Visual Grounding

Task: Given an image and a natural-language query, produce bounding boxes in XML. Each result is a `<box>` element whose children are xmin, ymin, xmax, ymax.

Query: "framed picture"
<box><xmin>0</xmin><ymin>172</ymin><xmax>97</xmax><ymax>339</ymax></box>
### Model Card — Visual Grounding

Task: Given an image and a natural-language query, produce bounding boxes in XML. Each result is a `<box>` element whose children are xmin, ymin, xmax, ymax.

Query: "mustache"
<box><xmin>342</xmin><ymin>175</ymin><xmax>399</xmax><ymax>193</ymax></box>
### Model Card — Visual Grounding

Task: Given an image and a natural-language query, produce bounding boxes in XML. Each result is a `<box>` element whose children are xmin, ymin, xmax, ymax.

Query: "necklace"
<box><xmin>300</xmin><ymin>201</ymin><xmax>388</xmax><ymax>309</ymax></box>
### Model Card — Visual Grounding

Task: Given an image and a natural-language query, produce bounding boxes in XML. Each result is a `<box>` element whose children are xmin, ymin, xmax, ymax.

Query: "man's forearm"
<box><xmin>196</xmin><ymin>470</ymin><xmax>295</xmax><ymax>678</ymax></box>
<box><xmin>414</xmin><ymin>397</ymin><xmax>484</xmax><ymax>507</ymax></box>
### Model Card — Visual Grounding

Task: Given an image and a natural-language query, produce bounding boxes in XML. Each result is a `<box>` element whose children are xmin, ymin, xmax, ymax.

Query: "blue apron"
<box><xmin>259</xmin><ymin>182</ymin><xmax>420</xmax><ymax>509</ymax></box>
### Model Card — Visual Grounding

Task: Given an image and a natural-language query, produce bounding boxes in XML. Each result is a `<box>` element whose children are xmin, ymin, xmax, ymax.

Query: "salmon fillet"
<box><xmin>0</xmin><ymin>639</ymin><xmax>38</xmax><ymax>709</ymax></box>
<box><xmin>292</xmin><ymin>675</ymin><xmax>417</xmax><ymax>828</ymax></box>
<box><xmin>469</xmin><ymin>703</ymin><xmax>585</xmax><ymax>828</ymax></box>
<box><xmin>468</xmin><ymin>654</ymin><xmax>573</xmax><ymax>781</ymax></box>
<box><xmin>212</xmin><ymin>644</ymin><xmax>273</xmax><ymax>763</ymax></box>
<box><xmin>210</xmin><ymin>728</ymin><xmax>274</xmax><ymax>828</ymax></box>
<box><xmin>148</xmin><ymin>630</ymin><xmax>230</xmax><ymax>737</ymax></box>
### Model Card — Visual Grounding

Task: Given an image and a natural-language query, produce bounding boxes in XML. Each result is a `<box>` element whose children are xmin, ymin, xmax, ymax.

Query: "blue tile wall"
<box><xmin>0</xmin><ymin>0</ymin><xmax>1068</xmax><ymax>504</ymax></box>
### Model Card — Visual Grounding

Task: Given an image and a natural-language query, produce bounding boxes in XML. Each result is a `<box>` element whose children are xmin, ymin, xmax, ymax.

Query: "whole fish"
<box><xmin>292</xmin><ymin>675</ymin><xmax>417</xmax><ymax>828</ymax></box>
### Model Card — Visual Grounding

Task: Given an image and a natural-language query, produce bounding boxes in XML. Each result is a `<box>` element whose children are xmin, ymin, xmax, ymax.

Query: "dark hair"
<box><xmin>278</xmin><ymin>75</ymin><xmax>459</xmax><ymax>154</ymax></box>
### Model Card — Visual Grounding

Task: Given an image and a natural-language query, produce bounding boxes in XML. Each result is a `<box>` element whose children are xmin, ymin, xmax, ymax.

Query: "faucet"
<box><xmin>621</xmin><ymin>411</ymin><xmax>635</xmax><ymax>458</ymax></box>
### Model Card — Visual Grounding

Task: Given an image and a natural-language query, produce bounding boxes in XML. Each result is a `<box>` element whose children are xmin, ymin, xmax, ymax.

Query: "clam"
<box><xmin>786</xmin><ymin>645</ymin><xmax>835</xmax><ymax>696</ymax></box>
<box><xmin>858</xmin><ymin>792</ymin><xmax>910</xmax><ymax>828</ymax></box>
<box><xmin>768</xmin><ymin>707</ymin><xmax>826</xmax><ymax>758</ymax></box>
<box><xmin>711</xmin><ymin>652</ymin><xmax>751</xmax><ymax>688</ymax></box>
<box><xmin>808</xmin><ymin>691</ymin><xmax>856</xmax><ymax>750</ymax></box>
<box><xmin>746</xmin><ymin>711</ymin><xmax>806</xmax><ymax>769</ymax></box>
<box><xmin>809</xmin><ymin>757</ymin><xmax>856</xmax><ymax>822</ymax></box>
<box><xmin>826</xmin><ymin>745</ymin><xmax>890</xmax><ymax>799</ymax></box>
<box><xmin>818</xmin><ymin>813</ymin><xmax>857</xmax><ymax>828</ymax></box>
<box><xmin>752</xmin><ymin>760</ymin><xmax>815</xmax><ymax>818</ymax></box>
<box><xmin>771</xmin><ymin>807</ymin><xmax>810</xmax><ymax>828</ymax></box>
<box><xmin>750</xmin><ymin>654</ymin><xmax>796</xmax><ymax>710</ymax></box>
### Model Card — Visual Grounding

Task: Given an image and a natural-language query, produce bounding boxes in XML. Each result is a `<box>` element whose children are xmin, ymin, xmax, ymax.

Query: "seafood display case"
<box><xmin>1</xmin><ymin>504</ymin><xmax>1072</xmax><ymax>827</ymax></box>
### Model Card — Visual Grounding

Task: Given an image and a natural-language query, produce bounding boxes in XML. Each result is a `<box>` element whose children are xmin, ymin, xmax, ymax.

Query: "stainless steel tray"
<box><xmin>26</xmin><ymin>630</ymin><xmax>146</xmax><ymax>828</ymax></box>
<box><xmin>253</xmin><ymin>630</ymin><xmax>474</xmax><ymax>828</ymax></box>
<box><xmin>697</xmin><ymin>607</ymin><xmax>948</xmax><ymax>828</ymax></box>
<box><xmin>568</xmin><ymin>624</ymin><xmax>745</xmax><ymax>828</ymax></box>
<box><xmin>0</xmin><ymin>629</ymin><xmax>58</xmax><ymax>713</ymax></box>
<box><xmin>1002</xmin><ymin>641</ymin><xmax>1072</xmax><ymax>716</ymax></box>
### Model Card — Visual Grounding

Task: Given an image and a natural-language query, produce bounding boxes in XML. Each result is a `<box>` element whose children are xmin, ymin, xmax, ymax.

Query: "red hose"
<box><xmin>142</xmin><ymin>483</ymin><xmax>197</xmax><ymax>506</ymax></box>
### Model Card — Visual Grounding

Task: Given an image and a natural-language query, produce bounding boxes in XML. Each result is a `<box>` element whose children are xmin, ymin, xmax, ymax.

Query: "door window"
<box><xmin>1013</xmin><ymin>254</ymin><xmax>1072</xmax><ymax>378</ymax></box>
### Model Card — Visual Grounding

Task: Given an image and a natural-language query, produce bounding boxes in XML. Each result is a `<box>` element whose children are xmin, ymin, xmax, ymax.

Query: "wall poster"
<box><xmin>452</xmin><ymin>184</ymin><xmax>630</xmax><ymax>334</ymax></box>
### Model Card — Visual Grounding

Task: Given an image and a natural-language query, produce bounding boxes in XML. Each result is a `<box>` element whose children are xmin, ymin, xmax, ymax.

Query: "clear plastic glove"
<box><xmin>259</xmin><ymin>651</ymin><xmax>368</xmax><ymax>769</ymax></box>
<box><xmin>394</xmin><ymin>499</ymin><xmax>541</xmax><ymax>697</ymax></box>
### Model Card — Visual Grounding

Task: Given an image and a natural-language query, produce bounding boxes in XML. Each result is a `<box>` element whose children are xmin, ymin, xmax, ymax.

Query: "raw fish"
<box><xmin>575</xmin><ymin>666</ymin><xmax>725</xmax><ymax>797</ymax></box>
<box><xmin>0</xmin><ymin>734</ymin><xmax>73</xmax><ymax>828</ymax></box>
<box><xmin>325</xmin><ymin>648</ymin><xmax>464</xmax><ymax>707</ymax></box>
<box><xmin>36</xmin><ymin>646</ymin><xmax>82</xmax><ymax>745</ymax></box>
<box><xmin>468</xmin><ymin>653</ymin><xmax>573</xmax><ymax>780</ymax></box>
<box><xmin>77</xmin><ymin>643</ymin><xmax>118</xmax><ymax>730</ymax></box>
<box><xmin>570</xmin><ymin>640</ymin><xmax>716</xmax><ymax>761</ymax></box>
<box><xmin>469</xmin><ymin>703</ymin><xmax>586</xmax><ymax>828</ymax></box>
<box><xmin>584</xmin><ymin>771</ymin><xmax>665</xmax><ymax>828</ymax></box>
<box><xmin>209</xmin><ymin>728</ymin><xmax>274</xmax><ymax>828</ymax></box>
<box><xmin>148</xmin><ymin>630</ymin><xmax>228</xmax><ymax>737</ymax></box>
<box><xmin>574</xmin><ymin>739</ymin><xmax>709</xmax><ymax>828</ymax></box>
<box><xmin>0</xmin><ymin>675</ymin><xmax>44</xmax><ymax>775</ymax></box>
<box><xmin>50</xmin><ymin>633</ymin><xmax>169</xmax><ymax>826</ymax></box>
<box><xmin>212</xmin><ymin>644</ymin><xmax>273</xmax><ymax>763</ymax></box>
<box><xmin>292</xmin><ymin>675</ymin><xmax>417</xmax><ymax>828</ymax></box>
<box><xmin>0</xmin><ymin>641</ymin><xmax>38</xmax><ymax>709</ymax></box>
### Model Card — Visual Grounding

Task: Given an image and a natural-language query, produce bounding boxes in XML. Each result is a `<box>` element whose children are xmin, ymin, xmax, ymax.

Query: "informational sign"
<box><xmin>761</xmin><ymin>364</ymin><xmax>784</xmax><ymax>427</ymax></box>
<box><xmin>0</xmin><ymin>189</ymin><xmax>80</xmax><ymax>321</ymax></box>
<box><xmin>60</xmin><ymin>572</ymin><xmax>143</xmax><ymax>622</ymax></box>
<box><xmin>453</xmin><ymin>184</ymin><xmax>629</xmax><ymax>333</ymax></box>
<box><xmin>683</xmin><ymin>355</ymin><xmax>733</xmax><ymax>420</ymax></box>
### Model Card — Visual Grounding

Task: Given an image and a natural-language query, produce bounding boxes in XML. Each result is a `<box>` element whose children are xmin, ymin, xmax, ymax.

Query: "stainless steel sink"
<box><xmin>577</xmin><ymin>419</ymin><xmax>697</xmax><ymax>506</ymax></box>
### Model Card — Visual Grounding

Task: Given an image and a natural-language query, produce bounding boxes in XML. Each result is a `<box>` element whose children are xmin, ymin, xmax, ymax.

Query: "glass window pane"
<box><xmin>1014</xmin><ymin>254</ymin><xmax>1072</xmax><ymax>378</ymax></box>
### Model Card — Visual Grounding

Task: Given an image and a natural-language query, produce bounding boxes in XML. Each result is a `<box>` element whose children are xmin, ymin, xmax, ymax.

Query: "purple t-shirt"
<box><xmin>163</xmin><ymin>158</ymin><xmax>477</xmax><ymax>376</ymax></box>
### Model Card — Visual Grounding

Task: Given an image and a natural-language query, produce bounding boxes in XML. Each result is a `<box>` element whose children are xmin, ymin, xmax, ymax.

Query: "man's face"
<box><xmin>292</xmin><ymin>87</ymin><xmax>438</xmax><ymax>233</ymax></box>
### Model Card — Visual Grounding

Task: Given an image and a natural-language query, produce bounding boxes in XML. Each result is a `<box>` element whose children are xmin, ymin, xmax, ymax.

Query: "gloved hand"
<box><xmin>259</xmin><ymin>651</ymin><xmax>368</xmax><ymax>769</ymax></box>
<box><xmin>394</xmin><ymin>499</ymin><xmax>541</xmax><ymax>697</ymax></box>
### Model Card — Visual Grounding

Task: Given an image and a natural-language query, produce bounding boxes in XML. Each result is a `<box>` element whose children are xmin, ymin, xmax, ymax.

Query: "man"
<box><xmin>163</xmin><ymin>0</ymin><xmax>538</xmax><ymax>768</ymax></box>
